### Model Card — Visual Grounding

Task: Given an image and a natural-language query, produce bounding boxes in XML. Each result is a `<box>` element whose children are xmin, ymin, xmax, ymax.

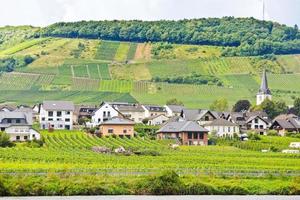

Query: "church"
<box><xmin>256</xmin><ymin>69</ymin><xmax>272</xmax><ymax>105</ymax></box>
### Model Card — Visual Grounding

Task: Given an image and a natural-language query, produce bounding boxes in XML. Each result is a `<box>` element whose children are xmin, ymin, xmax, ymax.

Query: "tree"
<box><xmin>260</xmin><ymin>99</ymin><xmax>288</xmax><ymax>119</ymax></box>
<box><xmin>293</xmin><ymin>98</ymin><xmax>300</xmax><ymax>116</ymax></box>
<box><xmin>209</xmin><ymin>98</ymin><xmax>229</xmax><ymax>111</ymax></box>
<box><xmin>0</xmin><ymin>132</ymin><xmax>14</xmax><ymax>147</ymax></box>
<box><xmin>24</xmin><ymin>55</ymin><xmax>35</xmax><ymax>65</ymax></box>
<box><xmin>232</xmin><ymin>100</ymin><xmax>251</xmax><ymax>112</ymax></box>
<box><xmin>166</xmin><ymin>98</ymin><xmax>184</xmax><ymax>106</ymax></box>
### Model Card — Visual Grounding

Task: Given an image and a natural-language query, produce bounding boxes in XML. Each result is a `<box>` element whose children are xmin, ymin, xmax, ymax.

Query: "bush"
<box><xmin>139</xmin><ymin>149</ymin><xmax>160</xmax><ymax>156</ymax></box>
<box><xmin>136</xmin><ymin>171</ymin><xmax>183</xmax><ymax>195</ymax></box>
<box><xmin>185</xmin><ymin>182</ymin><xmax>219</xmax><ymax>195</ymax></box>
<box><xmin>25</xmin><ymin>139</ymin><xmax>44</xmax><ymax>148</ymax></box>
<box><xmin>0</xmin><ymin>132</ymin><xmax>14</xmax><ymax>147</ymax></box>
<box><xmin>267</xmin><ymin>130</ymin><xmax>278</xmax><ymax>136</ymax></box>
<box><xmin>248</xmin><ymin>132</ymin><xmax>261</xmax><ymax>140</ymax></box>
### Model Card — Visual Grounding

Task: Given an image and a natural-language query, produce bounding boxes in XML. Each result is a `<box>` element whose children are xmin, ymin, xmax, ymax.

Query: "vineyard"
<box><xmin>0</xmin><ymin>130</ymin><xmax>299</xmax><ymax>177</ymax></box>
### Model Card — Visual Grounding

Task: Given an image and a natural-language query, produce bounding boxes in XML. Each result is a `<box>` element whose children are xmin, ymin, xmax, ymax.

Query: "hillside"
<box><xmin>0</xmin><ymin>20</ymin><xmax>300</xmax><ymax>108</ymax></box>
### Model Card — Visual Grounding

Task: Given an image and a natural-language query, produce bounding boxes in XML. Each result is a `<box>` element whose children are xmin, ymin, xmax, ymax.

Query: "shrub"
<box><xmin>25</xmin><ymin>139</ymin><xmax>44</xmax><ymax>148</ymax></box>
<box><xmin>185</xmin><ymin>182</ymin><xmax>219</xmax><ymax>195</ymax></box>
<box><xmin>136</xmin><ymin>171</ymin><xmax>183</xmax><ymax>195</ymax></box>
<box><xmin>267</xmin><ymin>130</ymin><xmax>278</xmax><ymax>136</ymax></box>
<box><xmin>0</xmin><ymin>132</ymin><xmax>14</xmax><ymax>147</ymax></box>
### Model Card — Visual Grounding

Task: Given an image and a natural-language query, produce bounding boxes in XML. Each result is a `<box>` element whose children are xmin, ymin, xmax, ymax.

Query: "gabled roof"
<box><xmin>272</xmin><ymin>119</ymin><xmax>296</xmax><ymax>129</ymax></box>
<box><xmin>43</xmin><ymin>101</ymin><xmax>74</xmax><ymax>111</ymax></box>
<box><xmin>157</xmin><ymin>121</ymin><xmax>208</xmax><ymax>133</ymax></box>
<box><xmin>165</xmin><ymin>105</ymin><xmax>185</xmax><ymax>113</ymax></box>
<box><xmin>205</xmin><ymin>118</ymin><xmax>238</xmax><ymax>127</ymax></box>
<box><xmin>274</xmin><ymin>114</ymin><xmax>298</xmax><ymax>121</ymax></box>
<box><xmin>182</xmin><ymin>109</ymin><xmax>218</xmax><ymax>121</ymax></box>
<box><xmin>258</xmin><ymin>69</ymin><xmax>271</xmax><ymax>95</ymax></box>
<box><xmin>115</xmin><ymin>104</ymin><xmax>145</xmax><ymax>112</ymax></box>
<box><xmin>101</xmin><ymin>117</ymin><xmax>135</xmax><ymax>125</ymax></box>
<box><xmin>246</xmin><ymin>115</ymin><xmax>269</xmax><ymax>124</ymax></box>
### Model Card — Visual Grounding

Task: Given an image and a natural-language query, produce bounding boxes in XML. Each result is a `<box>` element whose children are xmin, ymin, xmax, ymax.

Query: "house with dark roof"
<box><xmin>165</xmin><ymin>105</ymin><xmax>185</xmax><ymax>117</ymax></box>
<box><xmin>99</xmin><ymin>117</ymin><xmax>135</xmax><ymax>137</ymax></box>
<box><xmin>0</xmin><ymin>111</ymin><xmax>40</xmax><ymax>141</ymax></box>
<box><xmin>181</xmin><ymin>109</ymin><xmax>219</xmax><ymax>126</ymax></box>
<box><xmin>204</xmin><ymin>118</ymin><xmax>240</xmax><ymax>137</ymax></box>
<box><xmin>157</xmin><ymin>121</ymin><xmax>208</xmax><ymax>145</ymax></box>
<box><xmin>74</xmin><ymin>105</ymin><xmax>98</xmax><ymax>124</ymax></box>
<box><xmin>113</xmin><ymin>103</ymin><xmax>145</xmax><ymax>123</ymax></box>
<box><xmin>270</xmin><ymin>117</ymin><xmax>300</xmax><ymax>136</ymax></box>
<box><xmin>142</xmin><ymin>104</ymin><xmax>167</xmax><ymax>118</ymax></box>
<box><xmin>39</xmin><ymin>101</ymin><xmax>75</xmax><ymax>130</ymax></box>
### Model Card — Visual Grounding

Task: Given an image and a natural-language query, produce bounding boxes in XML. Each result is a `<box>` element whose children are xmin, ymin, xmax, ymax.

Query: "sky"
<box><xmin>0</xmin><ymin>0</ymin><xmax>299</xmax><ymax>27</ymax></box>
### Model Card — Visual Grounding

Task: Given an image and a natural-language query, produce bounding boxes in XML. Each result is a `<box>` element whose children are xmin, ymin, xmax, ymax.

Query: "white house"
<box><xmin>39</xmin><ymin>101</ymin><xmax>74</xmax><ymax>130</ymax></box>
<box><xmin>164</xmin><ymin>105</ymin><xmax>184</xmax><ymax>117</ymax></box>
<box><xmin>204</xmin><ymin>118</ymin><xmax>240</xmax><ymax>137</ymax></box>
<box><xmin>246</xmin><ymin>115</ymin><xmax>269</xmax><ymax>135</ymax></box>
<box><xmin>147</xmin><ymin>114</ymin><xmax>169</xmax><ymax>126</ymax></box>
<box><xmin>0</xmin><ymin>111</ymin><xmax>40</xmax><ymax>141</ymax></box>
<box><xmin>90</xmin><ymin>102</ymin><xmax>123</xmax><ymax>127</ymax></box>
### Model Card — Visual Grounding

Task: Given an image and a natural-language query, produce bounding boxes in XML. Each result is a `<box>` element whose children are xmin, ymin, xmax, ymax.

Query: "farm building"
<box><xmin>0</xmin><ymin>111</ymin><xmax>40</xmax><ymax>141</ymax></box>
<box><xmin>204</xmin><ymin>118</ymin><xmax>240</xmax><ymax>137</ymax></box>
<box><xmin>99</xmin><ymin>117</ymin><xmax>135</xmax><ymax>137</ymax></box>
<box><xmin>39</xmin><ymin>101</ymin><xmax>75</xmax><ymax>130</ymax></box>
<box><xmin>157</xmin><ymin>121</ymin><xmax>208</xmax><ymax>146</ymax></box>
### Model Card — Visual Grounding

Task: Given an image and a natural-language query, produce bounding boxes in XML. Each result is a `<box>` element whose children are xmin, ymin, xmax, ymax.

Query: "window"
<box><xmin>123</xmin><ymin>129</ymin><xmax>127</xmax><ymax>134</ymax></box>
<box><xmin>16</xmin><ymin>136</ymin><xmax>20</xmax><ymax>140</ymax></box>
<box><xmin>108</xmin><ymin>128</ymin><xmax>114</xmax><ymax>134</ymax></box>
<box><xmin>48</xmin><ymin>111</ymin><xmax>53</xmax><ymax>117</ymax></box>
<box><xmin>228</xmin><ymin>127</ymin><xmax>231</xmax><ymax>132</ymax></box>
<box><xmin>193</xmin><ymin>132</ymin><xmax>198</xmax><ymax>139</ymax></box>
<box><xmin>66</xmin><ymin>111</ymin><xmax>70</xmax><ymax>115</ymax></box>
<box><xmin>255</xmin><ymin>119</ymin><xmax>259</xmax><ymax>123</ymax></box>
<box><xmin>57</xmin><ymin>111</ymin><xmax>62</xmax><ymax>117</ymax></box>
<box><xmin>24</xmin><ymin>136</ymin><xmax>28</xmax><ymax>140</ymax></box>
<box><xmin>260</xmin><ymin>125</ymin><xmax>264</xmax><ymax>129</ymax></box>
<box><xmin>108</xmin><ymin>111</ymin><xmax>111</xmax><ymax>117</ymax></box>
<box><xmin>16</xmin><ymin>119</ymin><xmax>21</xmax><ymax>123</ymax></box>
<box><xmin>48</xmin><ymin>118</ymin><xmax>53</xmax><ymax>121</ymax></box>
<box><xmin>42</xmin><ymin>117</ymin><xmax>45</xmax><ymax>121</ymax></box>
<box><xmin>255</xmin><ymin>125</ymin><xmax>259</xmax><ymax>129</ymax></box>
<box><xmin>199</xmin><ymin>133</ymin><xmax>204</xmax><ymax>139</ymax></box>
<box><xmin>65</xmin><ymin>118</ymin><xmax>70</xmax><ymax>122</ymax></box>
<box><xmin>32</xmin><ymin>134</ymin><xmax>36</xmax><ymax>138</ymax></box>
<box><xmin>204</xmin><ymin>116</ymin><xmax>209</xmax><ymax>121</ymax></box>
<box><xmin>103</xmin><ymin>111</ymin><xmax>106</xmax><ymax>117</ymax></box>
<box><xmin>188</xmin><ymin>132</ymin><xmax>193</xmax><ymax>139</ymax></box>
<box><xmin>7</xmin><ymin>119</ymin><xmax>12</xmax><ymax>123</ymax></box>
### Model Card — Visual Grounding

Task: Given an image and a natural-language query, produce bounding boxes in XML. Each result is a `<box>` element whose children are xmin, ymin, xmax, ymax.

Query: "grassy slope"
<box><xmin>1</xmin><ymin>36</ymin><xmax>300</xmax><ymax>107</ymax></box>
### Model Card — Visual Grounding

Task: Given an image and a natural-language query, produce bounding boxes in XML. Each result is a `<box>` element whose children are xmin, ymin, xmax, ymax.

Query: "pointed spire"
<box><xmin>258</xmin><ymin>69</ymin><xmax>271</xmax><ymax>95</ymax></box>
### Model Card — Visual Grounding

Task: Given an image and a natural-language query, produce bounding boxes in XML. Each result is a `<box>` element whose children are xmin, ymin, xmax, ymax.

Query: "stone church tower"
<box><xmin>256</xmin><ymin>69</ymin><xmax>272</xmax><ymax>105</ymax></box>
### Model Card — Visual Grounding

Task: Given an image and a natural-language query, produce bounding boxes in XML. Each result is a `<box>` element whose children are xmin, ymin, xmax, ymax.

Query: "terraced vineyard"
<box><xmin>0</xmin><ymin>72</ymin><xmax>39</xmax><ymax>90</ymax></box>
<box><xmin>0</xmin><ymin>130</ymin><xmax>299</xmax><ymax>176</ymax></box>
<box><xmin>95</xmin><ymin>41</ymin><xmax>120</xmax><ymax>60</ymax></box>
<box><xmin>99</xmin><ymin>80</ymin><xmax>133</xmax><ymax>93</ymax></box>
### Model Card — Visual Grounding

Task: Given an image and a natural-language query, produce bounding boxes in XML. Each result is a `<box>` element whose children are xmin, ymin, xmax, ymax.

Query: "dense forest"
<box><xmin>40</xmin><ymin>17</ymin><xmax>300</xmax><ymax>56</ymax></box>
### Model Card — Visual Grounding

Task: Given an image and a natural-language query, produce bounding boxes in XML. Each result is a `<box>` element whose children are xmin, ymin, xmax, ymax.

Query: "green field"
<box><xmin>95</xmin><ymin>41</ymin><xmax>120</xmax><ymax>60</ymax></box>
<box><xmin>99</xmin><ymin>80</ymin><xmax>133</xmax><ymax>93</ymax></box>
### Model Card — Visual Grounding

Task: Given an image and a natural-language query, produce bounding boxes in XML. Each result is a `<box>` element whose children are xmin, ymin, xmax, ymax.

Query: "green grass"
<box><xmin>0</xmin><ymin>72</ymin><xmax>39</xmax><ymax>90</ymax></box>
<box><xmin>277</xmin><ymin>54</ymin><xmax>300</xmax><ymax>73</ymax></box>
<box><xmin>73</xmin><ymin>65</ymin><xmax>89</xmax><ymax>77</ymax></box>
<box><xmin>114</xmin><ymin>42</ymin><xmax>131</xmax><ymax>62</ymax></box>
<box><xmin>127</xmin><ymin>43</ymin><xmax>138</xmax><ymax>60</ymax></box>
<box><xmin>98</xmin><ymin>63</ymin><xmax>111</xmax><ymax>80</ymax></box>
<box><xmin>268</xmin><ymin>74</ymin><xmax>300</xmax><ymax>92</ymax></box>
<box><xmin>132</xmin><ymin>81</ymin><xmax>254</xmax><ymax>108</ymax></box>
<box><xmin>71</xmin><ymin>78</ymin><xmax>99</xmax><ymax>91</ymax></box>
<box><xmin>221</xmin><ymin>74</ymin><xmax>259</xmax><ymax>91</ymax></box>
<box><xmin>95</xmin><ymin>41</ymin><xmax>120</xmax><ymax>60</ymax></box>
<box><xmin>0</xmin><ymin>38</ymin><xmax>48</xmax><ymax>55</ymax></box>
<box><xmin>99</xmin><ymin>80</ymin><xmax>133</xmax><ymax>93</ymax></box>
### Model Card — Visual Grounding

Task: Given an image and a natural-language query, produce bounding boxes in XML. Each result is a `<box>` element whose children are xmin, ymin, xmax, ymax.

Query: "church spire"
<box><xmin>258</xmin><ymin>69</ymin><xmax>271</xmax><ymax>95</ymax></box>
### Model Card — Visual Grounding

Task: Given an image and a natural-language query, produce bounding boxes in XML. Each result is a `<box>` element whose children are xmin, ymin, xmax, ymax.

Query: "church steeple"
<box><xmin>256</xmin><ymin>69</ymin><xmax>272</xmax><ymax>105</ymax></box>
<box><xmin>258</xmin><ymin>69</ymin><xmax>271</xmax><ymax>95</ymax></box>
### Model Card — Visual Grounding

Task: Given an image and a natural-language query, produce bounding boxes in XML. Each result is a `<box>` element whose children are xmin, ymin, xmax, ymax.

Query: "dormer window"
<box><xmin>7</xmin><ymin>119</ymin><xmax>12</xmax><ymax>123</ymax></box>
<box><xmin>16</xmin><ymin>119</ymin><xmax>21</xmax><ymax>123</ymax></box>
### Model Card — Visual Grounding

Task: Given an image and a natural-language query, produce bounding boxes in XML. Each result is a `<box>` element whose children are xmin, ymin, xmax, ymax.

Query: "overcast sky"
<box><xmin>0</xmin><ymin>0</ymin><xmax>299</xmax><ymax>27</ymax></box>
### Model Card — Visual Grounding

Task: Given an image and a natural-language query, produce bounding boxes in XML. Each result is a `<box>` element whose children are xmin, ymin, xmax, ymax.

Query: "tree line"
<box><xmin>40</xmin><ymin>17</ymin><xmax>300</xmax><ymax>56</ymax></box>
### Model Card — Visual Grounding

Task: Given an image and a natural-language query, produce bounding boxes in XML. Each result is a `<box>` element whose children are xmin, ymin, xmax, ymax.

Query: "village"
<box><xmin>0</xmin><ymin>70</ymin><xmax>299</xmax><ymax>147</ymax></box>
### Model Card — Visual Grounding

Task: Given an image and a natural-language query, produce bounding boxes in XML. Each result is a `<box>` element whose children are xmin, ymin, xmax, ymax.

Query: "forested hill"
<box><xmin>40</xmin><ymin>17</ymin><xmax>300</xmax><ymax>56</ymax></box>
